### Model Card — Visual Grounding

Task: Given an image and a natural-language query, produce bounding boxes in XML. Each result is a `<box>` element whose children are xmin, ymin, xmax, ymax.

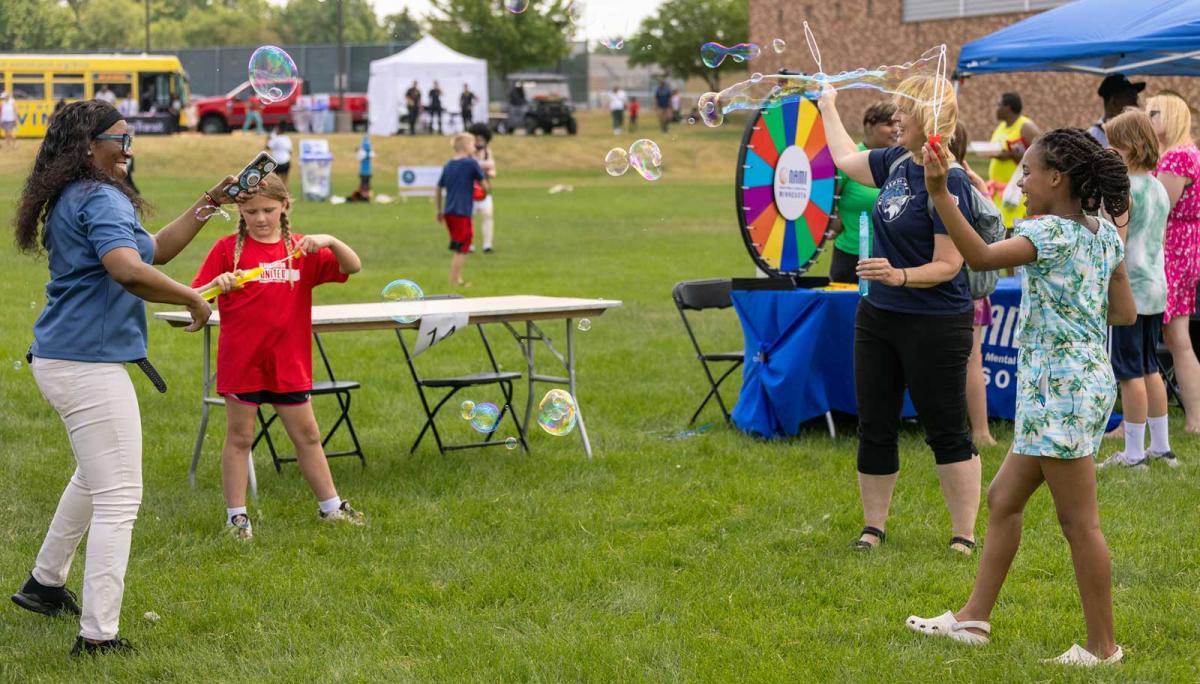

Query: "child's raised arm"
<box><xmin>299</xmin><ymin>235</ymin><xmax>361</xmax><ymax>275</ymax></box>
<box><xmin>923</xmin><ymin>141</ymin><xmax>1036</xmax><ymax>272</ymax></box>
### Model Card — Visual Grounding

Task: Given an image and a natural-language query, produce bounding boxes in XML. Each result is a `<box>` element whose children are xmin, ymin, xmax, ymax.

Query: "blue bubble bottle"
<box><xmin>858</xmin><ymin>211</ymin><xmax>870</xmax><ymax>297</ymax></box>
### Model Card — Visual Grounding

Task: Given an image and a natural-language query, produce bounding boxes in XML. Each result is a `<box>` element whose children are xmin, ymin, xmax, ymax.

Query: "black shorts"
<box><xmin>829</xmin><ymin>245</ymin><xmax>859</xmax><ymax>284</ymax></box>
<box><xmin>1110</xmin><ymin>313</ymin><xmax>1163</xmax><ymax>381</ymax></box>
<box><xmin>275</xmin><ymin>161</ymin><xmax>291</xmax><ymax>176</ymax></box>
<box><xmin>226</xmin><ymin>390</ymin><xmax>311</xmax><ymax>406</ymax></box>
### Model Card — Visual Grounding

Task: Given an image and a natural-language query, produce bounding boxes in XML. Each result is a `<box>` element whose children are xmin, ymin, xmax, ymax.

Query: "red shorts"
<box><xmin>444</xmin><ymin>214</ymin><xmax>473</xmax><ymax>253</ymax></box>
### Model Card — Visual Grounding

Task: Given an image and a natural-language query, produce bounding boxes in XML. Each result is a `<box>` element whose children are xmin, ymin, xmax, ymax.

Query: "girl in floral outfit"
<box><xmin>904</xmin><ymin>129</ymin><xmax>1137</xmax><ymax>667</ymax></box>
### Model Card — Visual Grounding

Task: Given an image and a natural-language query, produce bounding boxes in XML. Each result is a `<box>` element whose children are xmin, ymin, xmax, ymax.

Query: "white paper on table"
<box><xmin>412</xmin><ymin>311</ymin><xmax>470</xmax><ymax>356</ymax></box>
<box><xmin>967</xmin><ymin>141</ymin><xmax>1003</xmax><ymax>156</ymax></box>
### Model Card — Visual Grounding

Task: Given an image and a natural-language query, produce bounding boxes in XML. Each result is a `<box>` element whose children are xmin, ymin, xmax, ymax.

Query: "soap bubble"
<box><xmin>604</xmin><ymin>147</ymin><xmax>629</xmax><ymax>176</ymax></box>
<box><xmin>628</xmin><ymin>139</ymin><xmax>663</xmax><ymax>181</ymax></box>
<box><xmin>577</xmin><ymin>319</ymin><xmax>591</xmax><ymax>332</ymax></box>
<box><xmin>195</xmin><ymin>204</ymin><xmax>231</xmax><ymax>222</ymax></box>
<box><xmin>696</xmin><ymin>45</ymin><xmax>947</xmax><ymax>129</ymax></box>
<box><xmin>469</xmin><ymin>402</ymin><xmax>501</xmax><ymax>433</ymax></box>
<box><xmin>537</xmin><ymin>389</ymin><xmax>578</xmax><ymax>436</ymax></box>
<box><xmin>460</xmin><ymin>400</ymin><xmax>476</xmax><ymax>420</ymax></box>
<box><xmin>381</xmin><ymin>279</ymin><xmax>424</xmax><ymax>324</ymax></box>
<box><xmin>504</xmin><ymin>437</ymin><xmax>519</xmax><ymax>450</ymax></box>
<box><xmin>12</xmin><ymin>360</ymin><xmax>21</xmax><ymax>370</ymax></box>
<box><xmin>772</xmin><ymin>38</ymin><xmax>786</xmax><ymax>53</ymax></box>
<box><xmin>603</xmin><ymin>37</ymin><xmax>624</xmax><ymax>50</ymax></box>
<box><xmin>504</xmin><ymin>0</ymin><xmax>529</xmax><ymax>13</ymax></box>
<box><xmin>750</xmin><ymin>72</ymin><xmax>763</xmax><ymax>83</ymax></box>
<box><xmin>687</xmin><ymin>117</ymin><xmax>695</xmax><ymax>124</ymax></box>
<box><xmin>701</xmin><ymin>42</ymin><xmax>761</xmax><ymax>68</ymax></box>
<box><xmin>248</xmin><ymin>46</ymin><xmax>299</xmax><ymax>103</ymax></box>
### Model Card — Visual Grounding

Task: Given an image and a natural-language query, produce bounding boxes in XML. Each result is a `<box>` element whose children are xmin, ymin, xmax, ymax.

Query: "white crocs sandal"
<box><xmin>905</xmin><ymin>610</ymin><xmax>991</xmax><ymax>645</ymax></box>
<box><xmin>1041</xmin><ymin>643</ymin><xmax>1123</xmax><ymax>666</ymax></box>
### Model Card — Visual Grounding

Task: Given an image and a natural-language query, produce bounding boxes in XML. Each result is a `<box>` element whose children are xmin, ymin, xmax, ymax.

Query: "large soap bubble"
<box><xmin>700</xmin><ymin>42</ymin><xmax>761</xmax><ymax>69</ymax></box>
<box><xmin>381</xmin><ymin>279</ymin><xmax>424</xmax><ymax>324</ymax></box>
<box><xmin>695</xmin><ymin>45</ymin><xmax>947</xmax><ymax>129</ymax></box>
<box><xmin>537</xmin><ymin>389</ymin><xmax>578</xmax><ymax>436</ymax></box>
<box><xmin>628</xmin><ymin>139</ymin><xmax>663</xmax><ymax>181</ymax></box>
<box><xmin>248</xmin><ymin>46</ymin><xmax>299</xmax><ymax>103</ymax></box>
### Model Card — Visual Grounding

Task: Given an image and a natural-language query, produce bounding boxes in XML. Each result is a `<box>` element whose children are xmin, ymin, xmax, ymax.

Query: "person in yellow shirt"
<box><xmin>985</xmin><ymin>93</ymin><xmax>1042</xmax><ymax>229</ymax></box>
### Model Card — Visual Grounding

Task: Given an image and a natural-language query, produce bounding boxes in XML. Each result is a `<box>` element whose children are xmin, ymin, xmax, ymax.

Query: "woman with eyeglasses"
<box><xmin>1149</xmin><ymin>94</ymin><xmax>1200</xmax><ymax>440</ymax></box>
<box><xmin>10</xmin><ymin>100</ymin><xmax>249</xmax><ymax>656</ymax></box>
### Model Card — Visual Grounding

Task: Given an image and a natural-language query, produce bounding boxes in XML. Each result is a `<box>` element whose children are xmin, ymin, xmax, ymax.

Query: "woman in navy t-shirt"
<box><xmin>11</xmin><ymin>101</ymin><xmax>247</xmax><ymax>655</ymax></box>
<box><xmin>817</xmin><ymin>78</ymin><xmax>982</xmax><ymax>555</ymax></box>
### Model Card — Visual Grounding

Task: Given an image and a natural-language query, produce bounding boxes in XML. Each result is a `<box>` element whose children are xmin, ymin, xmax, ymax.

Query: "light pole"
<box><xmin>336</xmin><ymin>0</ymin><xmax>346</xmax><ymax>127</ymax></box>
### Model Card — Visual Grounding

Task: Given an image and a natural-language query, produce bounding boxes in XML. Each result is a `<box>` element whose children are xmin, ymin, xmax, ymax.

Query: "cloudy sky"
<box><xmin>368</xmin><ymin>0</ymin><xmax>665</xmax><ymax>42</ymax></box>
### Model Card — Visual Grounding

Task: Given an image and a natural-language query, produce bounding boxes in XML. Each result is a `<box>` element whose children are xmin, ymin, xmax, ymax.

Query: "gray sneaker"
<box><xmin>1147</xmin><ymin>450</ymin><xmax>1180</xmax><ymax>468</ymax></box>
<box><xmin>1098</xmin><ymin>452</ymin><xmax>1148</xmax><ymax>470</ymax></box>
<box><xmin>319</xmin><ymin>501</ymin><xmax>365</xmax><ymax>526</ymax></box>
<box><xmin>226</xmin><ymin>513</ymin><xmax>253</xmax><ymax>540</ymax></box>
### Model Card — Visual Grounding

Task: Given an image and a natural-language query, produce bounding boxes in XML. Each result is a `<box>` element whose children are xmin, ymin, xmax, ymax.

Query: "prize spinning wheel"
<box><xmin>736</xmin><ymin>96</ymin><xmax>836</xmax><ymax>277</ymax></box>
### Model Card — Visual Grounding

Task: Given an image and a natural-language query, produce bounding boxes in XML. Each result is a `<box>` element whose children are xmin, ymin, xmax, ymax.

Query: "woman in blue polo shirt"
<box><xmin>10</xmin><ymin>100</ymin><xmax>245</xmax><ymax>656</ymax></box>
<box><xmin>817</xmin><ymin>79</ymin><xmax>982</xmax><ymax>555</ymax></box>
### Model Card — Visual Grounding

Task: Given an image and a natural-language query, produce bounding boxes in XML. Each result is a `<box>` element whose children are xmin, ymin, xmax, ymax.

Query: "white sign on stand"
<box><xmin>397</xmin><ymin>166</ymin><xmax>443</xmax><ymax>197</ymax></box>
<box><xmin>412</xmin><ymin>311</ymin><xmax>470</xmax><ymax>356</ymax></box>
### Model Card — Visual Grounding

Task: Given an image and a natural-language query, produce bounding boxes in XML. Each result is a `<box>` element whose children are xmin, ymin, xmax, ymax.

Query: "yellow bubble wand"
<box><xmin>198</xmin><ymin>245</ymin><xmax>303</xmax><ymax>300</ymax></box>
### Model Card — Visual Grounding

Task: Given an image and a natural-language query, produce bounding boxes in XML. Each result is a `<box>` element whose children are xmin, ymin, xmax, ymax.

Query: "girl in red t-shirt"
<box><xmin>192</xmin><ymin>173</ymin><xmax>363</xmax><ymax>539</ymax></box>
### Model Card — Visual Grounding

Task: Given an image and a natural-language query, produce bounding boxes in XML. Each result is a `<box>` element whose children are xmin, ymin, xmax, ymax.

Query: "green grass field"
<box><xmin>1</xmin><ymin>113</ymin><xmax>1197</xmax><ymax>681</ymax></box>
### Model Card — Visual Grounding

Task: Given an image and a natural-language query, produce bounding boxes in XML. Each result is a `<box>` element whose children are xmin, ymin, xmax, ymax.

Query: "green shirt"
<box><xmin>1125</xmin><ymin>174</ymin><xmax>1170</xmax><ymax>315</ymax></box>
<box><xmin>834</xmin><ymin>142</ymin><xmax>880</xmax><ymax>255</ymax></box>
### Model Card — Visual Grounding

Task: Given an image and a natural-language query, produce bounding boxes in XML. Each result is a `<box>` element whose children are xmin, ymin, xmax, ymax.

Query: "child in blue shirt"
<box><xmin>436</xmin><ymin>133</ymin><xmax>487</xmax><ymax>286</ymax></box>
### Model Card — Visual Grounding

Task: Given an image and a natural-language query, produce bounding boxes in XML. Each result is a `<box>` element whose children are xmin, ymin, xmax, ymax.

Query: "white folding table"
<box><xmin>155</xmin><ymin>295</ymin><xmax>622</xmax><ymax>486</ymax></box>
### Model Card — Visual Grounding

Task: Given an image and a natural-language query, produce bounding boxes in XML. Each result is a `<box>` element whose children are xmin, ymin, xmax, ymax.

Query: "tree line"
<box><xmin>0</xmin><ymin>0</ymin><xmax>746</xmax><ymax>86</ymax></box>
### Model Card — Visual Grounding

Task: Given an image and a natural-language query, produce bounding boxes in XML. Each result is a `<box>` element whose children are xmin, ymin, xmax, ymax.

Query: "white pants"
<box><xmin>30</xmin><ymin>357</ymin><xmax>143</xmax><ymax>641</ymax></box>
<box><xmin>473</xmin><ymin>196</ymin><xmax>494</xmax><ymax>249</ymax></box>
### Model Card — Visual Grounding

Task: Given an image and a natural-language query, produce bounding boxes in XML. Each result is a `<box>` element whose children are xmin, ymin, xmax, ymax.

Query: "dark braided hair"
<box><xmin>1036</xmin><ymin>127</ymin><xmax>1130</xmax><ymax>220</ymax></box>
<box><xmin>14</xmin><ymin>100</ymin><xmax>145</xmax><ymax>254</ymax></box>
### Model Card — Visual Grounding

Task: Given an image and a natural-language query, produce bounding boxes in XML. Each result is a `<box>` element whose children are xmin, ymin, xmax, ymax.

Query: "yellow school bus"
<box><xmin>0</xmin><ymin>53</ymin><xmax>190</xmax><ymax>137</ymax></box>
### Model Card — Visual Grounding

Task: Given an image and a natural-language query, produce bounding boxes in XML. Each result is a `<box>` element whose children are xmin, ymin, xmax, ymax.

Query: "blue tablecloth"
<box><xmin>731</xmin><ymin>278</ymin><xmax>1023</xmax><ymax>439</ymax></box>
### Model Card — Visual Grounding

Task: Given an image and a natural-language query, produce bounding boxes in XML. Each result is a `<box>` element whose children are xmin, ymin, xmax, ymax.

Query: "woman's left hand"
<box><xmin>298</xmin><ymin>234</ymin><xmax>333</xmax><ymax>253</ymax></box>
<box><xmin>857</xmin><ymin>257</ymin><xmax>905</xmax><ymax>286</ymax></box>
<box><xmin>921</xmin><ymin>141</ymin><xmax>950</xmax><ymax>196</ymax></box>
<box><xmin>206</xmin><ymin>175</ymin><xmax>257</xmax><ymax>205</ymax></box>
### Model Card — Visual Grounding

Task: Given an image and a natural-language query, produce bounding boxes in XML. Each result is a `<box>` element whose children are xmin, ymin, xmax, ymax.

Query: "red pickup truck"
<box><xmin>193</xmin><ymin>81</ymin><xmax>368</xmax><ymax>133</ymax></box>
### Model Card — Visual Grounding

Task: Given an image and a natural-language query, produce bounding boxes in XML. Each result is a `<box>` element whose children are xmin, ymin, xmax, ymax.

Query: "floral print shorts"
<box><xmin>1012</xmin><ymin>344</ymin><xmax>1116</xmax><ymax>459</ymax></box>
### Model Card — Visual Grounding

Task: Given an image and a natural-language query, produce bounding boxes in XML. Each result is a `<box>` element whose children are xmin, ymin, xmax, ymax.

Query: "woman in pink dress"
<box><xmin>1150</xmin><ymin>94</ymin><xmax>1200</xmax><ymax>438</ymax></box>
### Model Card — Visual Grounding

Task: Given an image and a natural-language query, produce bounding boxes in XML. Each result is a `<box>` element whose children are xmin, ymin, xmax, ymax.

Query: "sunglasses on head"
<box><xmin>94</xmin><ymin>132</ymin><xmax>133</xmax><ymax>152</ymax></box>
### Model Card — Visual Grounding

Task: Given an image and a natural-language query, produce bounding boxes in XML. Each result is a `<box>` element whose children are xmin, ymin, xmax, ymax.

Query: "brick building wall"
<box><xmin>749</xmin><ymin>0</ymin><xmax>1200</xmax><ymax>142</ymax></box>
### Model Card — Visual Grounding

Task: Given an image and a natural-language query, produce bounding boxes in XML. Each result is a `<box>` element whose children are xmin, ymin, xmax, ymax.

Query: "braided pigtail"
<box><xmin>279</xmin><ymin>210</ymin><xmax>295</xmax><ymax>289</ymax></box>
<box><xmin>232</xmin><ymin>215</ymin><xmax>248</xmax><ymax>270</ymax></box>
<box><xmin>1039</xmin><ymin>128</ymin><xmax>1130</xmax><ymax>225</ymax></box>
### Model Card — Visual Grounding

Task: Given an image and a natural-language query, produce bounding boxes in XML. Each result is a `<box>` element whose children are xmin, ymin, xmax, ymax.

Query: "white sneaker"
<box><xmin>319</xmin><ymin>501</ymin><xmax>365</xmax><ymax>526</ymax></box>
<box><xmin>1098</xmin><ymin>452</ymin><xmax>1148</xmax><ymax>470</ymax></box>
<box><xmin>1147</xmin><ymin>450</ymin><xmax>1180</xmax><ymax>468</ymax></box>
<box><xmin>905</xmin><ymin>611</ymin><xmax>991</xmax><ymax>645</ymax></box>
<box><xmin>1041</xmin><ymin>643</ymin><xmax>1123</xmax><ymax>666</ymax></box>
<box><xmin>226</xmin><ymin>513</ymin><xmax>253</xmax><ymax>540</ymax></box>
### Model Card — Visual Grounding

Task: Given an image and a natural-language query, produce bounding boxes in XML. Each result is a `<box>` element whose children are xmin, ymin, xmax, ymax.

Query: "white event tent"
<box><xmin>367</xmin><ymin>36</ymin><xmax>490</xmax><ymax>136</ymax></box>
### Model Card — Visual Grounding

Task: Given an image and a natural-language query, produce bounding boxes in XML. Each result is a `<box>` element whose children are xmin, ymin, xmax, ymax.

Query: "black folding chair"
<box><xmin>672</xmin><ymin>279</ymin><xmax>745</xmax><ymax>424</ymax></box>
<box><xmin>253</xmin><ymin>332</ymin><xmax>366</xmax><ymax>472</ymax></box>
<box><xmin>395</xmin><ymin>295</ymin><xmax>528</xmax><ymax>455</ymax></box>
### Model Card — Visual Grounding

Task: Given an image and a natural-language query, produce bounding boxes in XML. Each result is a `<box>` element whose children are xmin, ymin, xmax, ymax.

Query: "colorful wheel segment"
<box><xmin>736</xmin><ymin>96</ymin><xmax>836</xmax><ymax>277</ymax></box>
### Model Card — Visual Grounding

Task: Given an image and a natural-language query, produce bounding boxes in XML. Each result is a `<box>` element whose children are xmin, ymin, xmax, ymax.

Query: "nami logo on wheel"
<box><xmin>773</xmin><ymin>145</ymin><xmax>813</xmax><ymax>221</ymax></box>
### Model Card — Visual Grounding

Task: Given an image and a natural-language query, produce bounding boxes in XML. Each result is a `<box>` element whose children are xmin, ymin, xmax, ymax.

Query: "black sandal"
<box><xmin>852</xmin><ymin>526</ymin><xmax>885</xmax><ymax>550</ymax></box>
<box><xmin>949</xmin><ymin>536</ymin><xmax>977</xmax><ymax>555</ymax></box>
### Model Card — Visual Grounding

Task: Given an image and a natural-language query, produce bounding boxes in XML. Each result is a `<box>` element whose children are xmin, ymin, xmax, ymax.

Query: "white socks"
<box><xmin>227</xmin><ymin>506</ymin><xmax>247</xmax><ymax>522</ymax></box>
<box><xmin>1123</xmin><ymin>422</ymin><xmax>1146</xmax><ymax>462</ymax></box>
<box><xmin>318</xmin><ymin>496</ymin><xmax>342</xmax><ymax>514</ymax></box>
<box><xmin>1149</xmin><ymin>414</ymin><xmax>1171</xmax><ymax>453</ymax></box>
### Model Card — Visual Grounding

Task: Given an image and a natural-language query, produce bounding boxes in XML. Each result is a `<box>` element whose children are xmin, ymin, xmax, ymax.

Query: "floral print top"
<box><xmin>1014</xmin><ymin>215</ymin><xmax>1124</xmax><ymax>349</ymax></box>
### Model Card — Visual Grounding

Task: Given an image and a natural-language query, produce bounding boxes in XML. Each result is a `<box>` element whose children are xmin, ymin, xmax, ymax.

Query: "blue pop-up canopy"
<box><xmin>957</xmin><ymin>0</ymin><xmax>1200</xmax><ymax>77</ymax></box>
